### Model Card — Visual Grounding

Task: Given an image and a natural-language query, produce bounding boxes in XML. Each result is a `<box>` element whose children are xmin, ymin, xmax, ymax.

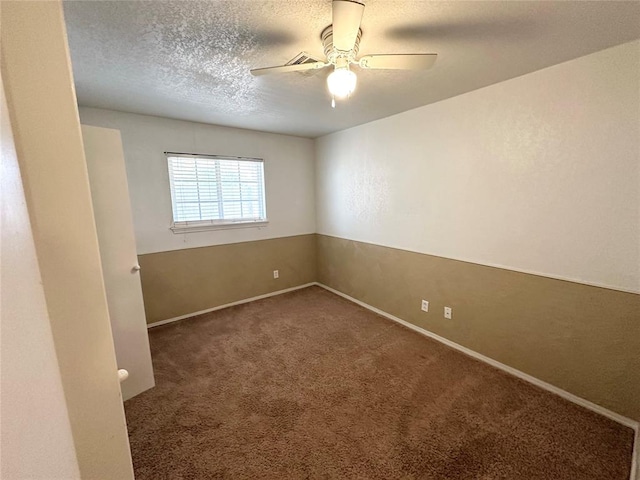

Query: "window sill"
<box><xmin>170</xmin><ymin>220</ymin><xmax>269</xmax><ymax>234</ymax></box>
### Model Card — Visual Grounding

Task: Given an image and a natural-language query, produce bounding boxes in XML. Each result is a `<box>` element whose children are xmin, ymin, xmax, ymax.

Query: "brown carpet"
<box><xmin>124</xmin><ymin>286</ymin><xmax>634</xmax><ymax>479</ymax></box>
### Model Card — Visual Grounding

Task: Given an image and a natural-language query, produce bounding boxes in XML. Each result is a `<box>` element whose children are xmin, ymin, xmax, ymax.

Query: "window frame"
<box><xmin>165</xmin><ymin>151</ymin><xmax>268</xmax><ymax>233</ymax></box>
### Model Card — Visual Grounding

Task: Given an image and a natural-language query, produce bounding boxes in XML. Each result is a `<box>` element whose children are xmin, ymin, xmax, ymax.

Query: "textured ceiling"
<box><xmin>63</xmin><ymin>1</ymin><xmax>640</xmax><ymax>138</ymax></box>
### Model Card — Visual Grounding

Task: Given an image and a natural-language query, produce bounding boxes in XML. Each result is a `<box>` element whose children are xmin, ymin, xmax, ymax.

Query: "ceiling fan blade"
<box><xmin>332</xmin><ymin>0</ymin><xmax>365</xmax><ymax>51</ymax></box>
<box><xmin>250</xmin><ymin>61</ymin><xmax>328</xmax><ymax>76</ymax></box>
<box><xmin>358</xmin><ymin>54</ymin><xmax>437</xmax><ymax>70</ymax></box>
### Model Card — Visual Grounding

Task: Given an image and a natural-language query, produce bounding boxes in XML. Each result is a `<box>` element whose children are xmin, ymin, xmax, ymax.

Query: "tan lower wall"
<box><xmin>139</xmin><ymin>234</ymin><xmax>316</xmax><ymax>324</ymax></box>
<box><xmin>138</xmin><ymin>232</ymin><xmax>639</xmax><ymax>420</ymax></box>
<box><xmin>317</xmin><ymin>234</ymin><xmax>640</xmax><ymax>421</ymax></box>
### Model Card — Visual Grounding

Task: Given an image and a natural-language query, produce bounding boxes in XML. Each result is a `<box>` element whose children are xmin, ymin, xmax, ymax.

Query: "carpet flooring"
<box><xmin>124</xmin><ymin>286</ymin><xmax>634</xmax><ymax>479</ymax></box>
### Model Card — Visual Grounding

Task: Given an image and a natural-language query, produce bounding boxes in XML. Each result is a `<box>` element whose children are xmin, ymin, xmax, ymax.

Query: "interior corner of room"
<box><xmin>2</xmin><ymin>0</ymin><xmax>639</xmax><ymax>479</ymax></box>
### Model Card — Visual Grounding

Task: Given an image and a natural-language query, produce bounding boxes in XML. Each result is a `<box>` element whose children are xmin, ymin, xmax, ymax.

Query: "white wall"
<box><xmin>2</xmin><ymin>2</ymin><xmax>135</xmax><ymax>477</ymax></box>
<box><xmin>1</xmin><ymin>72</ymin><xmax>80</xmax><ymax>480</ymax></box>
<box><xmin>79</xmin><ymin>108</ymin><xmax>316</xmax><ymax>255</ymax></box>
<box><xmin>316</xmin><ymin>40</ymin><xmax>640</xmax><ymax>294</ymax></box>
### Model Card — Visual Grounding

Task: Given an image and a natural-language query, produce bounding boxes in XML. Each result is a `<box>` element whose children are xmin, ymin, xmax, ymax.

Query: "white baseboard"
<box><xmin>315</xmin><ymin>283</ymin><xmax>638</xmax><ymax>431</ymax></box>
<box><xmin>316</xmin><ymin>283</ymin><xmax>639</xmax><ymax>479</ymax></box>
<box><xmin>632</xmin><ymin>427</ymin><xmax>639</xmax><ymax>480</ymax></box>
<box><xmin>147</xmin><ymin>283</ymin><xmax>316</xmax><ymax>329</ymax></box>
<box><xmin>146</xmin><ymin>281</ymin><xmax>638</xmax><ymax>479</ymax></box>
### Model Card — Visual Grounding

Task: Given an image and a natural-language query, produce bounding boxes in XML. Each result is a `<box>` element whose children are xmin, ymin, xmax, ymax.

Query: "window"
<box><xmin>166</xmin><ymin>152</ymin><xmax>267</xmax><ymax>233</ymax></box>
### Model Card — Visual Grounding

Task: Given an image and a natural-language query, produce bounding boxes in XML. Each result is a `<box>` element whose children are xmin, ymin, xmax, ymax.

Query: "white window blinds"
<box><xmin>167</xmin><ymin>154</ymin><xmax>266</xmax><ymax>231</ymax></box>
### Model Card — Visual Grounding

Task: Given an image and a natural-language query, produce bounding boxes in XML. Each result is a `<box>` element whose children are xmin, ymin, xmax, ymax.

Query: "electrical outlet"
<box><xmin>273</xmin><ymin>270</ymin><xmax>279</xmax><ymax>279</ymax></box>
<box><xmin>444</xmin><ymin>306</ymin><xmax>452</xmax><ymax>319</ymax></box>
<box><xmin>421</xmin><ymin>300</ymin><xmax>429</xmax><ymax>312</ymax></box>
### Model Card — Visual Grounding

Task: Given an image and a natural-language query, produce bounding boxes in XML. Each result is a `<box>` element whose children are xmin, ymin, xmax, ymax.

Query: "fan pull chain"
<box><xmin>331</xmin><ymin>97</ymin><xmax>336</xmax><ymax>108</ymax></box>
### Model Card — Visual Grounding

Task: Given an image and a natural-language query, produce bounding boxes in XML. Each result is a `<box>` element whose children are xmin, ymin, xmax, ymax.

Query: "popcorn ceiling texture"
<box><xmin>64</xmin><ymin>1</ymin><xmax>640</xmax><ymax>137</ymax></box>
<box><xmin>68</xmin><ymin>1</ymin><xmax>279</xmax><ymax>112</ymax></box>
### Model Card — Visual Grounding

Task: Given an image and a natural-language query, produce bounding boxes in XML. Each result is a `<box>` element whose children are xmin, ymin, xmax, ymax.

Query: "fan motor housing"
<box><xmin>321</xmin><ymin>25</ymin><xmax>362</xmax><ymax>64</ymax></box>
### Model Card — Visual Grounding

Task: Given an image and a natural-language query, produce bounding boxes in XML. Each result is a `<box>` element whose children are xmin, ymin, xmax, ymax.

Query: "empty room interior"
<box><xmin>1</xmin><ymin>0</ymin><xmax>640</xmax><ymax>479</ymax></box>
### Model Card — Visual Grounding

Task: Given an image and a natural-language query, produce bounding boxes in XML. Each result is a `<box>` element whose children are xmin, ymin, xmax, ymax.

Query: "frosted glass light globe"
<box><xmin>327</xmin><ymin>68</ymin><xmax>357</xmax><ymax>98</ymax></box>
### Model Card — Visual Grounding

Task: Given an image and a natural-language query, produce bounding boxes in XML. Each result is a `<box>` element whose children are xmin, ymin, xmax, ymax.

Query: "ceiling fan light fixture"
<box><xmin>249</xmin><ymin>0</ymin><xmax>438</xmax><ymax>105</ymax></box>
<box><xmin>327</xmin><ymin>67</ymin><xmax>357</xmax><ymax>99</ymax></box>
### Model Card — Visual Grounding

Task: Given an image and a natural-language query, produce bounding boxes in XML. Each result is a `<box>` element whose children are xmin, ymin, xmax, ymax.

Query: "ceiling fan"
<box><xmin>250</xmin><ymin>0</ymin><xmax>437</xmax><ymax>107</ymax></box>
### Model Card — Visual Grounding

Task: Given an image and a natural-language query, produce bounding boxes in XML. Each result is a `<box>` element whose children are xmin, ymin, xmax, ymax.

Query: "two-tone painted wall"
<box><xmin>79</xmin><ymin>108</ymin><xmax>317</xmax><ymax>324</ymax></box>
<box><xmin>316</xmin><ymin>40</ymin><xmax>640</xmax><ymax>421</ymax></box>
<box><xmin>80</xmin><ymin>40</ymin><xmax>639</xmax><ymax>422</ymax></box>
